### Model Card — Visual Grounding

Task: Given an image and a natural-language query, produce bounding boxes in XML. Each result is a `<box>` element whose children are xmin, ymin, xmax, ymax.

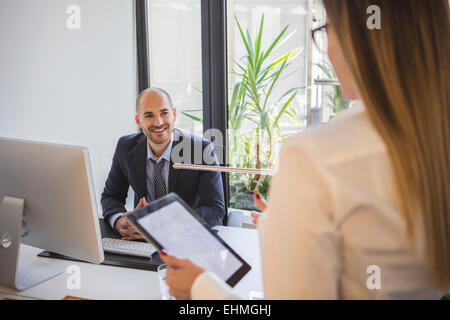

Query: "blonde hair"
<box><xmin>323</xmin><ymin>0</ymin><xmax>450</xmax><ymax>288</ymax></box>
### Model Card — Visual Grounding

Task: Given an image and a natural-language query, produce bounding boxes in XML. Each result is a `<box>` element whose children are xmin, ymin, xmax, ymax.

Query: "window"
<box><xmin>227</xmin><ymin>0</ymin><xmax>310</xmax><ymax>210</ymax></box>
<box><xmin>147</xmin><ymin>0</ymin><xmax>204</xmax><ymax>137</ymax></box>
<box><xmin>140</xmin><ymin>0</ymin><xmax>349</xmax><ymax>213</ymax></box>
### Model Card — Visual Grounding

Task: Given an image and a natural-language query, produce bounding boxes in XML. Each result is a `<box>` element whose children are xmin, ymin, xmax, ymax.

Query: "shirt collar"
<box><xmin>146</xmin><ymin>134</ymin><xmax>173</xmax><ymax>163</ymax></box>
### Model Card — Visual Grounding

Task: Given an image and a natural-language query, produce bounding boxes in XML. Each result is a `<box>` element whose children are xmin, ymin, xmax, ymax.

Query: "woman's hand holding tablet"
<box><xmin>126</xmin><ymin>193</ymin><xmax>251</xmax><ymax>287</ymax></box>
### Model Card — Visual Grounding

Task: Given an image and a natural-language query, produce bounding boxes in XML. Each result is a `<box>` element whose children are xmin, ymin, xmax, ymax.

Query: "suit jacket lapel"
<box><xmin>168</xmin><ymin>159</ymin><xmax>178</xmax><ymax>193</ymax></box>
<box><xmin>168</xmin><ymin>129</ymin><xmax>182</xmax><ymax>193</ymax></box>
<box><xmin>127</xmin><ymin>134</ymin><xmax>148</xmax><ymax>199</ymax></box>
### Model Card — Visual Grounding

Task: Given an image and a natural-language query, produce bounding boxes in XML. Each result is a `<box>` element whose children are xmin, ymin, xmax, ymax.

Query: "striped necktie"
<box><xmin>151</xmin><ymin>158</ymin><xmax>167</xmax><ymax>200</ymax></box>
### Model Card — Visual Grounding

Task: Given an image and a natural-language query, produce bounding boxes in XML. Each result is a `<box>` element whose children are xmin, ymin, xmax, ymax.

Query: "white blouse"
<box><xmin>191</xmin><ymin>101</ymin><xmax>444</xmax><ymax>300</ymax></box>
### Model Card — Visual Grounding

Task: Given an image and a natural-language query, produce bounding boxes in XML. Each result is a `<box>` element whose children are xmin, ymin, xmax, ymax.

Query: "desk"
<box><xmin>0</xmin><ymin>226</ymin><xmax>263</xmax><ymax>300</ymax></box>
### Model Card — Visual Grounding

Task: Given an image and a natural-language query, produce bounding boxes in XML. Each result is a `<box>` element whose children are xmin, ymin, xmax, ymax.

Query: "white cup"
<box><xmin>157</xmin><ymin>263</ymin><xmax>174</xmax><ymax>300</ymax></box>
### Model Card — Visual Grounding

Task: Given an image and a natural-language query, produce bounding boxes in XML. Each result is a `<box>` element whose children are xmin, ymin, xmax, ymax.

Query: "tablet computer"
<box><xmin>126</xmin><ymin>193</ymin><xmax>252</xmax><ymax>287</ymax></box>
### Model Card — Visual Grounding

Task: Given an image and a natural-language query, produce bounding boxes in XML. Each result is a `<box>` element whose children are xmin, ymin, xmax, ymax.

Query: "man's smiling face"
<box><xmin>135</xmin><ymin>90</ymin><xmax>177</xmax><ymax>145</ymax></box>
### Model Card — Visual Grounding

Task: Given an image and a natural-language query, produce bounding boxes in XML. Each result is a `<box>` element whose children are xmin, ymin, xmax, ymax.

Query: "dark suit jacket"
<box><xmin>101</xmin><ymin>129</ymin><xmax>225</xmax><ymax>228</ymax></box>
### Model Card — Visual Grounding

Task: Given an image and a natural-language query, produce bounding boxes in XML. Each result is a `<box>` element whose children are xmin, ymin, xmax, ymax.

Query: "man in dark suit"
<box><xmin>101</xmin><ymin>88</ymin><xmax>225</xmax><ymax>240</ymax></box>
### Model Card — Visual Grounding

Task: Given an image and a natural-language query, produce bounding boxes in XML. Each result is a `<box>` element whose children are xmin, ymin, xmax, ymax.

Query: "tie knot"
<box><xmin>151</xmin><ymin>158</ymin><xmax>165</xmax><ymax>172</ymax></box>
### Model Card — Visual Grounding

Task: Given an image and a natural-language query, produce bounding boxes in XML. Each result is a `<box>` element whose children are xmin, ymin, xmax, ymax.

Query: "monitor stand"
<box><xmin>0</xmin><ymin>196</ymin><xmax>65</xmax><ymax>291</ymax></box>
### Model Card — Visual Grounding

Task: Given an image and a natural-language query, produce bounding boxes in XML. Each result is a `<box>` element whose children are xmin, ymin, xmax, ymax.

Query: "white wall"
<box><xmin>0</xmin><ymin>0</ymin><xmax>138</xmax><ymax>216</ymax></box>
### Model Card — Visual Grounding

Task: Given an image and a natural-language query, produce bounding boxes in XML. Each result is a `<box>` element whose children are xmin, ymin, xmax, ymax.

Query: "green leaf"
<box><xmin>267</xmin><ymin>47</ymin><xmax>299</xmax><ymax>70</ymax></box>
<box><xmin>181</xmin><ymin>111</ymin><xmax>203</xmax><ymax>123</ymax></box>
<box><xmin>262</xmin><ymin>24</ymin><xmax>289</xmax><ymax>61</ymax></box>
<box><xmin>274</xmin><ymin>91</ymin><xmax>297</xmax><ymax>126</ymax></box>
<box><xmin>254</xmin><ymin>15</ymin><xmax>264</xmax><ymax>70</ymax></box>
<box><xmin>286</xmin><ymin>111</ymin><xmax>303</xmax><ymax>128</ymax></box>
<box><xmin>263</xmin><ymin>58</ymin><xmax>289</xmax><ymax>108</ymax></box>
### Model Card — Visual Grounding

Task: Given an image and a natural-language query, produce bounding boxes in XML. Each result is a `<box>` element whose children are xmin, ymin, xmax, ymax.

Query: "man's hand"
<box><xmin>251</xmin><ymin>193</ymin><xmax>268</xmax><ymax>225</ymax></box>
<box><xmin>115</xmin><ymin>197</ymin><xmax>148</xmax><ymax>240</ymax></box>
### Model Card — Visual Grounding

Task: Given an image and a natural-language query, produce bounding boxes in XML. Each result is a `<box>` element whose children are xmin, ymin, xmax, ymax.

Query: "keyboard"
<box><xmin>102</xmin><ymin>238</ymin><xmax>158</xmax><ymax>258</ymax></box>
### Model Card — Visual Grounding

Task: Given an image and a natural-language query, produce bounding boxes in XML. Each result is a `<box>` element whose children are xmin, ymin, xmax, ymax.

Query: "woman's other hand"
<box><xmin>251</xmin><ymin>193</ymin><xmax>268</xmax><ymax>225</ymax></box>
<box><xmin>160</xmin><ymin>251</ymin><xmax>205</xmax><ymax>300</ymax></box>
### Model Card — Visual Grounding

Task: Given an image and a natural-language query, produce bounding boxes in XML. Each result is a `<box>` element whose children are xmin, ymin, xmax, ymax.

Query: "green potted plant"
<box><xmin>228</xmin><ymin>15</ymin><xmax>303</xmax><ymax>209</ymax></box>
<box><xmin>181</xmin><ymin>15</ymin><xmax>304</xmax><ymax>211</ymax></box>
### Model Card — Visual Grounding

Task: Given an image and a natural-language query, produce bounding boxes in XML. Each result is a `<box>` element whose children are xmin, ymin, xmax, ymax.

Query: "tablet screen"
<box><xmin>136</xmin><ymin>201</ymin><xmax>245</xmax><ymax>283</ymax></box>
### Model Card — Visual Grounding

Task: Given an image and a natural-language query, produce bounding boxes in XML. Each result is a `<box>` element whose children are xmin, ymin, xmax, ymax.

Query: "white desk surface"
<box><xmin>0</xmin><ymin>226</ymin><xmax>263</xmax><ymax>300</ymax></box>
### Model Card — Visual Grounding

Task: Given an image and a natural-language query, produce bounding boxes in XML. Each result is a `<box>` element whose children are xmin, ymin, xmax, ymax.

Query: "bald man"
<box><xmin>101</xmin><ymin>88</ymin><xmax>225</xmax><ymax>240</ymax></box>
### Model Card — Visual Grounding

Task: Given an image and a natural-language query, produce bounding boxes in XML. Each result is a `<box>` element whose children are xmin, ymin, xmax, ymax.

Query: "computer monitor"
<box><xmin>0</xmin><ymin>137</ymin><xmax>104</xmax><ymax>290</ymax></box>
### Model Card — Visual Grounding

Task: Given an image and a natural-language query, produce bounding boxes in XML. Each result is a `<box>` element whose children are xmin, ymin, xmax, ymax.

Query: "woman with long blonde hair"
<box><xmin>160</xmin><ymin>0</ymin><xmax>449</xmax><ymax>299</ymax></box>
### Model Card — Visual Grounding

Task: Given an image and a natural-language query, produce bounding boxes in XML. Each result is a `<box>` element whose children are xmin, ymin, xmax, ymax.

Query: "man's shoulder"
<box><xmin>115</xmin><ymin>132</ymin><xmax>145</xmax><ymax>154</ymax></box>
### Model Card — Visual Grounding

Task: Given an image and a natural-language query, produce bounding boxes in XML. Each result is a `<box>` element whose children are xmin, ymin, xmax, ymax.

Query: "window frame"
<box><xmin>135</xmin><ymin>0</ymin><xmax>229</xmax><ymax>223</ymax></box>
<box><xmin>136</xmin><ymin>0</ymin><xmax>318</xmax><ymax>216</ymax></box>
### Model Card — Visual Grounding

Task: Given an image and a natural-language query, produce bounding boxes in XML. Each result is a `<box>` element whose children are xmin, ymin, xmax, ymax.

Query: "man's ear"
<box><xmin>135</xmin><ymin>115</ymin><xmax>141</xmax><ymax>128</ymax></box>
<box><xmin>172</xmin><ymin>107</ymin><xmax>177</xmax><ymax>121</ymax></box>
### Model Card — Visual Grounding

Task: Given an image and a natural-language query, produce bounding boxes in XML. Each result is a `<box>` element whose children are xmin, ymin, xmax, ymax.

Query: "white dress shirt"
<box><xmin>107</xmin><ymin>134</ymin><xmax>173</xmax><ymax>229</ymax></box>
<box><xmin>191</xmin><ymin>101</ymin><xmax>444</xmax><ymax>300</ymax></box>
